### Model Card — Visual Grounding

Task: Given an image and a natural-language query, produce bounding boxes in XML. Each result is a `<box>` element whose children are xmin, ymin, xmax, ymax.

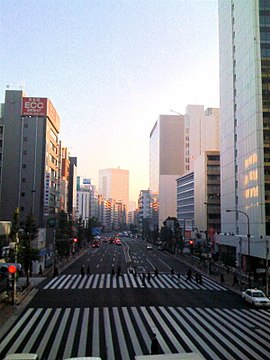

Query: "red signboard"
<box><xmin>22</xmin><ymin>97</ymin><xmax>47</xmax><ymax>116</ymax></box>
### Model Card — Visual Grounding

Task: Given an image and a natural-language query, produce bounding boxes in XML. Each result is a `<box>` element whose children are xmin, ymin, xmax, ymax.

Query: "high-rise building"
<box><xmin>185</xmin><ymin>105</ymin><xmax>220</xmax><ymax>172</ymax></box>
<box><xmin>149</xmin><ymin>114</ymin><xmax>185</xmax><ymax>229</ymax></box>
<box><xmin>177</xmin><ymin>105</ymin><xmax>220</xmax><ymax>234</ymax></box>
<box><xmin>98</xmin><ymin>168</ymin><xmax>129</xmax><ymax>208</ymax></box>
<box><xmin>68</xmin><ymin>157</ymin><xmax>77</xmax><ymax>219</ymax></box>
<box><xmin>218</xmin><ymin>1</ymin><xmax>270</xmax><ymax>266</ymax></box>
<box><xmin>0</xmin><ymin>90</ymin><xmax>61</xmax><ymax>228</ymax></box>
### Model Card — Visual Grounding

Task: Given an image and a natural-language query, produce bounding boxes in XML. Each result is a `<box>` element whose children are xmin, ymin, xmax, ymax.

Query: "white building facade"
<box><xmin>218</xmin><ymin>0</ymin><xmax>270</xmax><ymax>264</ymax></box>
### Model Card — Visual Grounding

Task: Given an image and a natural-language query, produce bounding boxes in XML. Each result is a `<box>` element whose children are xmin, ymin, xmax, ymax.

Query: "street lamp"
<box><xmin>204</xmin><ymin>202</ymin><xmax>210</xmax><ymax>275</ymax></box>
<box><xmin>226</xmin><ymin>209</ymin><xmax>251</xmax><ymax>287</ymax></box>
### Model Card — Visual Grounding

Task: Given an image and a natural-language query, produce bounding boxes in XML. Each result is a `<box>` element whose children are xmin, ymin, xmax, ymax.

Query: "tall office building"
<box><xmin>98</xmin><ymin>168</ymin><xmax>129</xmax><ymax>208</ymax></box>
<box><xmin>0</xmin><ymin>90</ymin><xmax>60</xmax><ymax>228</ymax></box>
<box><xmin>218</xmin><ymin>1</ymin><xmax>270</xmax><ymax>265</ymax></box>
<box><xmin>149</xmin><ymin>114</ymin><xmax>185</xmax><ymax>229</ymax></box>
<box><xmin>186</xmin><ymin>105</ymin><xmax>220</xmax><ymax>172</ymax></box>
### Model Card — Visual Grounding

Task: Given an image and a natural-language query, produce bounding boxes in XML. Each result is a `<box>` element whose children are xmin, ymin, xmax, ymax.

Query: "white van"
<box><xmin>135</xmin><ymin>353</ymin><xmax>206</xmax><ymax>360</ymax></box>
<box><xmin>4</xmin><ymin>354</ymin><xmax>39</xmax><ymax>360</ymax></box>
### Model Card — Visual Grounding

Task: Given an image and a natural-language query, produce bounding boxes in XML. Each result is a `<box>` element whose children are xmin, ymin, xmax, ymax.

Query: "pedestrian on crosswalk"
<box><xmin>117</xmin><ymin>266</ymin><xmax>121</xmax><ymax>277</ymax></box>
<box><xmin>151</xmin><ymin>333</ymin><xmax>160</xmax><ymax>355</ymax></box>
<box><xmin>154</xmin><ymin>267</ymin><xmax>159</xmax><ymax>277</ymax></box>
<box><xmin>142</xmin><ymin>272</ymin><xmax>146</xmax><ymax>287</ymax></box>
<box><xmin>87</xmin><ymin>264</ymin><xmax>90</xmax><ymax>275</ymax></box>
<box><xmin>81</xmin><ymin>265</ymin><xmax>85</xmax><ymax>276</ymax></box>
<box><xmin>147</xmin><ymin>270</ymin><xmax>151</xmax><ymax>282</ymax></box>
<box><xmin>186</xmin><ymin>268</ymin><xmax>192</xmax><ymax>281</ymax></box>
<box><xmin>177</xmin><ymin>273</ymin><xmax>181</xmax><ymax>286</ymax></box>
<box><xmin>111</xmin><ymin>267</ymin><xmax>115</xmax><ymax>276</ymax></box>
<box><xmin>171</xmin><ymin>267</ymin><xmax>175</xmax><ymax>278</ymax></box>
<box><xmin>195</xmin><ymin>272</ymin><xmax>199</xmax><ymax>283</ymax></box>
<box><xmin>198</xmin><ymin>273</ymin><xmax>203</xmax><ymax>285</ymax></box>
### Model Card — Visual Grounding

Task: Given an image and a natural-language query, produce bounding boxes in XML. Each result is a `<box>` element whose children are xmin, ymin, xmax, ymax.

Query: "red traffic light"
<box><xmin>8</xmin><ymin>265</ymin><xmax>17</xmax><ymax>274</ymax></box>
<box><xmin>73</xmin><ymin>238</ymin><xmax>78</xmax><ymax>243</ymax></box>
<box><xmin>189</xmin><ymin>240</ymin><xmax>194</xmax><ymax>245</ymax></box>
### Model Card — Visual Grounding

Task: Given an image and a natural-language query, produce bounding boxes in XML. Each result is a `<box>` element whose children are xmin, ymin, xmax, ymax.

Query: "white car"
<box><xmin>242</xmin><ymin>288</ymin><xmax>270</xmax><ymax>307</ymax></box>
<box><xmin>146</xmin><ymin>244</ymin><xmax>153</xmax><ymax>250</ymax></box>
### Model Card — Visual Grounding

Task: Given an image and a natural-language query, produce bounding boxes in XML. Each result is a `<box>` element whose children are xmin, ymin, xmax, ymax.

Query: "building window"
<box><xmin>24</xmin><ymin>123</ymin><xmax>28</xmax><ymax>128</ymax></box>
<box><xmin>20</xmin><ymin>206</ymin><xmax>24</xmax><ymax>211</ymax></box>
<box><xmin>22</xmin><ymin>164</ymin><xmax>26</xmax><ymax>169</ymax></box>
<box><xmin>21</xmin><ymin>192</ymin><xmax>25</xmax><ymax>197</ymax></box>
<box><xmin>22</xmin><ymin>178</ymin><xmax>26</xmax><ymax>183</ymax></box>
<box><xmin>23</xmin><ymin>137</ymin><xmax>28</xmax><ymax>142</ymax></box>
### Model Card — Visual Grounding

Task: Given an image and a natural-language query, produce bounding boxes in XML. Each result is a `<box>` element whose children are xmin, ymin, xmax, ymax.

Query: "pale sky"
<box><xmin>0</xmin><ymin>0</ymin><xmax>219</xmax><ymax>202</ymax></box>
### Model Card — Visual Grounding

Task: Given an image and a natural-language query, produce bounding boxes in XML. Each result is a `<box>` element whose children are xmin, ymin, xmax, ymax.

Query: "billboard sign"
<box><xmin>21</xmin><ymin>97</ymin><xmax>60</xmax><ymax>132</ymax></box>
<box><xmin>22</xmin><ymin>97</ymin><xmax>47</xmax><ymax>116</ymax></box>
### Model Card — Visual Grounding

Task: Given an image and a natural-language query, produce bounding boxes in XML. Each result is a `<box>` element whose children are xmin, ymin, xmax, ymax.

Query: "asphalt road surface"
<box><xmin>1</xmin><ymin>237</ymin><xmax>270</xmax><ymax>360</ymax></box>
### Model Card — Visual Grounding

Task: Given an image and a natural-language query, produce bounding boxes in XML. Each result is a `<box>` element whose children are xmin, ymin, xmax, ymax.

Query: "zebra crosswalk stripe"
<box><xmin>1</xmin><ymin>306</ymin><xmax>270</xmax><ymax>360</ymax></box>
<box><xmin>43</xmin><ymin>273</ymin><xmax>228</xmax><ymax>290</ymax></box>
<box><xmin>104</xmin><ymin>307</ymin><xmax>115</xmax><ymax>360</ymax></box>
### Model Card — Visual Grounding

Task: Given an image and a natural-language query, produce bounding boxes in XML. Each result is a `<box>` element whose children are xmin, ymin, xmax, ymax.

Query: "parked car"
<box><xmin>242</xmin><ymin>288</ymin><xmax>270</xmax><ymax>307</ymax></box>
<box><xmin>146</xmin><ymin>244</ymin><xmax>153</xmax><ymax>250</ymax></box>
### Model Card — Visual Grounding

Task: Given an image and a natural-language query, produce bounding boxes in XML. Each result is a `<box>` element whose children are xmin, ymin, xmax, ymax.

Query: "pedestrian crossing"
<box><xmin>1</xmin><ymin>305</ymin><xmax>270</xmax><ymax>360</ymax></box>
<box><xmin>43</xmin><ymin>273</ymin><xmax>227</xmax><ymax>291</ymax></box>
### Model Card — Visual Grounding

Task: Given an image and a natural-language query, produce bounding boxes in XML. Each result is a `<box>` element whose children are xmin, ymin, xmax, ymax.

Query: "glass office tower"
<box><xmin>219</xmin><ymin>0</ymin><xmax>270</xmax><ymax>263</ymax></box>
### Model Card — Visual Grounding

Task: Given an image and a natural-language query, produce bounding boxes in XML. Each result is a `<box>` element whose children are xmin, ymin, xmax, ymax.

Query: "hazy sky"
<box><xmin>0</xmin><ymin>0</ymin><xmax>219</xmax><ymax>202</ymax></box>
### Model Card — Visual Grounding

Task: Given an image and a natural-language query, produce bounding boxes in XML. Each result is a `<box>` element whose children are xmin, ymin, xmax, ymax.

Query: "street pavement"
<box><xmin>1</xmin><ymin>264</ymin><xmax>269</xmax><ymax>359</ymax></box>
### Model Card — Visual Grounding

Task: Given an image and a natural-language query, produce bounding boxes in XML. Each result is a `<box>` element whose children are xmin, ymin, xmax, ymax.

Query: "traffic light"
<box><xmin>189</xmin><ymin>240</ymin><xmax>194</xmax><ymax>246</ymax></box>
<box><xmin>73</xmin><ymin>238</ymin><xmax>78</xmax><ymax>243</ymax></box>
<box><xmin>8</xmin><ymin>265</ymin><xmax>17</xmax><ymax>274</ymax></box>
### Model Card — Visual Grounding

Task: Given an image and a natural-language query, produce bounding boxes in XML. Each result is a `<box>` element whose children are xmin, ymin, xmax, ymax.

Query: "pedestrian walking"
<box><xmin>198</xmin><ymin>273</ymin><xmax>203</xmax><ymax>285</ymax></box>
<box><xmin>53</xmin><ymin>266</ymin><xmax>59</xmax><ymax>277</ymax></box>
<box><xmin>147</xmin><ymin>270</ymin><xmax>151</xmax><ymax>282</ymax></box>
<box><xmin>117</xmin><ymin>266</ymin><xmax>121</xmax><ymax>277</ymax></box>
<box><xmin>195</xmin><ymin>272</ymin><xmax>199</xmax><ymax>283</ymax></box>
<box><xmin>220</xmin><ymin>273</ymin><xmax>225</xmax><ymax>284</ymax></box>
<box><xmin>151</xmin><ymin>333</ymin><xmax>160</xmax><ymax>355</ymax></box>
<box><xmin>87</xmin><ymin>264</ymin><xmax>90</xmax><ymax>275</ymax></box>
<box><xmin>142</xmin><ymin>272</ymin><xmax>146</xmax><ymax>287</ymax></box>
<box><xmin>186</xmin><ymin>268</ymin><xmax>192</xmax><ymax>281</ymax></box>
<box><xmin>111</xmin><ymin>267</ymin><xmax>115</xmax><ymax>277</ymax></box>
<box><xmin>154</xmin><ymin>267</ymin><xmax>159</xmax><ymax>277</ymax></box>
<box><xmin>171</xmin><ymin>267</ymin><xmax>175</xmax><ymax>278</ymax></box>
<box><xmin>80</xmin><ymin>265</ymin><xmax>85</xmax><ymax>276</ymax></box>
<box><xmin>177</xmin><ymin>273</ymin><xmax>181</xmax><ymax>286</ymax></box>
<box><xmin>233</xmin><ymin>273</ymin><xmax>238</xmax><ymax>286</ymax></box>
<box><xmin>39</xmin><ymin>265</ymin><xmax>43</xmax><ymax>276</ymax></box>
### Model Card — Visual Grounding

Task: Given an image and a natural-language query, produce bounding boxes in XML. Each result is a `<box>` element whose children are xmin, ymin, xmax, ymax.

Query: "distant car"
<box><xmin>146</xmin><ymin>245</ymin><xmax>153</xmax><ymax>250</ymax></box>
<box><xmin>92</xmin><ymin>241</ymin><xmax>100</xmax><ymax>248</ymax></box>
<box><xmin>242</xmin><ymin>289</ymin><xmax>270</xmax><ymax>307</ymax></box>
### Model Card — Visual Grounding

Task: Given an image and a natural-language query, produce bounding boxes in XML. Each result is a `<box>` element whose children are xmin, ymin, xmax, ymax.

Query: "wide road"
<box><xmin>1</xmin><ymin>236</ymin><xmax>270</xmax><ymax>360</ymax></box>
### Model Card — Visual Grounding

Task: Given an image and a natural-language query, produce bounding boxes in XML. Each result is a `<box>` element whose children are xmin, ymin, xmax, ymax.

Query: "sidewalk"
<box><xmin>0</xmin><ymin>248</ymin><xmax>89</xmax><ymax>337</ymax></box>
<box><xmin>176</xmin><ymin>252</ymin><xmax>246</xmax><ymax>295</ymax></box>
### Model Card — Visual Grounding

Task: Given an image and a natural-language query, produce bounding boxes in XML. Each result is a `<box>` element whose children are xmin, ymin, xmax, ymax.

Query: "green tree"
<box><xmin>55</xmin><ymin>211</ymin><xmax>72</xmax><ymax>257</ymax></box>
<box><xmin>18</xmin><ymin>213</ymin><xmax>39</xmax><ymax>287</ymax></box>
<box><xmin>7</xmin><ymin>208</ymin><xmax>20</xmax><ymax>262</ymax></box>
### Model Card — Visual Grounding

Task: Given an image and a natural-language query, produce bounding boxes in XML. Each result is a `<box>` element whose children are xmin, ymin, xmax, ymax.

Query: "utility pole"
<box><xmin>266</xmin><ymin>239</ymin><xmax>269</xmax><ymax>296</ymax></box>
